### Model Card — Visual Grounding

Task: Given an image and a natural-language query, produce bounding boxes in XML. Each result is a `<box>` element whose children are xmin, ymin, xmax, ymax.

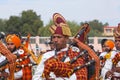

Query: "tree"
<box><xmin>67</xmin><ymin>21</ymin><xmax>80</xmax><ymax>36</ymax></box>
<box><xmin>38</xmin><ymin>20</ymin><xmax>53</xmax><ymax>36</ymax></box>
<box><xmin>38</xmin><ymin>19</ymin><xmax>108</xmax><ymax>37</ymax></box>
<box><xmin>1</xmin><ymin>9</ymin><xmax>109</xmax><ymax>37</ymax></box>
<box><xmin>22</xmin><ymin>23</ymin><xmax>33</xmax><ymax>35</ymax></box>
<box><xmin>38</xmin><ymin>20</ymin><xmax>81</xmax><ymax>37</ymax></box>
<box><xmin>21</xmin><ymin>10</ymin><xmax>43</xmax><ymax>36</ymax></box>
<box><xmin>6</xmin><ymin>10</ymin><xmax>43</xmax><ymax>36</ymax></box>
<box><xmin>0</xmin><ymin>19</ymin><xmax>7</xmax><ymax>32</ymax></box>
<box><xmin>80</xmin><ymin>19</ymin><xmax>108</xmax><ymax>37</ymax></box>
<box><xmin>6</xmin><ymin>16</ymin><xmax>21</xmax><ymax>32</ymax></box>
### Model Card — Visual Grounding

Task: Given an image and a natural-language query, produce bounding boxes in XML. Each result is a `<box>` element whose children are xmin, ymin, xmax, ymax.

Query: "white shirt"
<box><xmin>99</xmin><ymin>52</ymin><xmax>107</xmax><ymax>58</ymax></box>
<box><xmin>100</xmin><ymin>51</ymin><xmax>117</xmax><ymax>79</ymax></box>
<box><xmin>32</xmin><ymin>47</ymin><xmax>77</xmax><ymax>80</ymax></box>
<box><xmin>0</xmin><ymin>54</ymin><xmax>6</xmax><ymax>63</ymax></box>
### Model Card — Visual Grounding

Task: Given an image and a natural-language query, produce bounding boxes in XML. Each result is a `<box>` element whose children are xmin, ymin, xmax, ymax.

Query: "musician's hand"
<box><xmin>6</xmin><ymin>53</ymin><xmax>17</xmax><ymax>64</ymax></box>
<box><xmin>105</xmin><ymin>70</ymin><xmax>113</xmax><ymax>79</ymax></box>
<box><xmin>2</xmin><ymin>72</ymin><xmax>9</xmax><ymax>77</ymax></box>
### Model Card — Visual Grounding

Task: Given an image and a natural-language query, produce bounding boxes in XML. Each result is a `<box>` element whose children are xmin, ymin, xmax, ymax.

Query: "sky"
<box><xmin>0</xmin><ymin>0</ymin><xmax>120</xmax><ymax>26</ymax></box>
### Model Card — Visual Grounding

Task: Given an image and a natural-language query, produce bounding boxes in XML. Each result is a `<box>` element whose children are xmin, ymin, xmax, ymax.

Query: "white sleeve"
<box><xmin>45</xmin><ymin>71</ymin><xmax>76</xmax><ymax>80</ymax></box>
<box><xmin>99</xmin><ymin>52</ymin><xmax>107</xmax><ymax>57</ymax></box>
<box><xmin>32</xmin><ymin>54</ymin><xmax>46</xmax><ymax>80</ymax></box>
<box><xmin>5</xmin><ymin>69</ymin><xmax>23</xmax><ymax>79</ymax></box>
<box><xmin>14</xmin><ymin>70</ymin><xmax>23</xmax><ymax>79</ymax></box>
<box><xmin>0</xmin><ymin>55</ymin><xmax>6</xmax><ymax>62</ymax></box>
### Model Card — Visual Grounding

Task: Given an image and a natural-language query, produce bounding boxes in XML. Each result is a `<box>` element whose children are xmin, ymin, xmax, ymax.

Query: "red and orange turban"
<box><xmin>6</xmin><ymin>34</ymin><xmax>21</xmax><ymax>48</ymax></box>
<box><xmin>49</xmin><ymin>13</ymin><xmax>71</xmax><ymax>37</ymax></box>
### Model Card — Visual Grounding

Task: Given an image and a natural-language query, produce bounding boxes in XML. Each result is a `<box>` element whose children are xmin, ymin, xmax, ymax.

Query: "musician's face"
<box><xmin>52</xmin><ymin>34</ymin><xmax>68</xmax><ymax>51</ymax></box>
<box><xmin>104</xmin><ymin>45</ymin><xmax>111</xmax><ymax>52</ymax></box>
<box><xmin>6</xmin><ymin>42</ymin><xmax>16</xmax><ymax>52</ymax></box>
<box><xmin>115</xmin><ymin>39</ymin><xmax>120</xmax><ymax>50</ymax></box>
<box><xmin>83</xmin><ymin>23</ymin><xmax>89</xmax><ymax>27</ymax></box>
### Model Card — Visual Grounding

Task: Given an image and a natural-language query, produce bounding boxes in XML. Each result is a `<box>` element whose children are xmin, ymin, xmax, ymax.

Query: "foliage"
<box><xmin>0</xmin><ymin>10</ymin><xmax>109</xmax><ymax>37</ymax></box>
<box><xmin>38</xmin><ymin>20</ymin><xmax>53</xmax><ymax>37</ymax></box>
<box><xmin>80</xmin><ymin>19</ymin><xmax>108</xmax><ymax>37</ymax></box>
<box><xmin>0</xmin><ymin>19</ymin><xmax>7</xmax><ymax>32</ymax></box>
<box><xmin>67</xmin><ymin>21</ymin><xmax>80</xmax><ymax>36</ymax></box>
<box><xmin>38</xmin><ymin>26</ymin><xmax>51</xmax><ymax>36</ymax></box>
<box><xmin>6</xmin><ymin>16</ymin><xmax>21</xmax><ymax>32</ymax></box>
<box><xmin>5</xmin><ymin>10</ymin><xmax>43</xmax><ymax>36</ymax></box>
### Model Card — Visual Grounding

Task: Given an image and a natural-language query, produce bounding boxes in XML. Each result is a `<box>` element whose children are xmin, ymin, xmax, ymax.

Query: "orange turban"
<box><xmin>6</xmin><ymin>34</ymin><xmax>21</xmax><ymax>48</ymax></box>
<box><xmin>104</xmin><ymin>40</ymin><xmax>115</xmax><ymax>49</ymax></box>
<box><xmin>49</xmin><ymin>13</ymin><xmax>71</xmax><ymax>36</ymax></box>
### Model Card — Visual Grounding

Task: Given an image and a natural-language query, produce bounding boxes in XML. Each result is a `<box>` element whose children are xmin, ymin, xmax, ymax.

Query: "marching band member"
<box><xmin>0</xmin><ymin>32</ymin><xmax>17</xmax><ymax>80</ymax></box>
<box><xmin>100</xmin><ymin>39</ymin><xmax>117</xmax><ymax>80</ymax></box>
<box><xmin>105</xmin><ymin>23</ymin><xmax>120</xmax><ymax>80</ymax></box>
<box><xmin>33</xmin><ymin>13</ymin><xmax>88</xmax><ymax>80</ymax></box>
<box><xmin>5</xmin><ymin>32</ymin><xmax>32</xmax><ymax>80</ymax></box>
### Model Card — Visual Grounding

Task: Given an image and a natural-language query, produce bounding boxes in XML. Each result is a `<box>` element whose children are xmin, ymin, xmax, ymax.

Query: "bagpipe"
<box><xmin>15</xmin><ymin>33</ymin><xmax>38</xmax><ymax>72</ymax></box>
<box><xmin>42</xmin><ymin>24</ymin><xmax>100</xmax><ymax>80</ymax></box>
<box><xmin>0</xmin><ymin>33</ymin><xmax>17</xmax><ymax>80</ymax></box>
<box><xmin>21</xmin><ymin>33</ymin><xmax>41</xmax><ymax>65</ymax></box>
<box><xmin>0</xmin><ymin>33</ymin><xmax>38</xmax><ymax>80</ymax></box>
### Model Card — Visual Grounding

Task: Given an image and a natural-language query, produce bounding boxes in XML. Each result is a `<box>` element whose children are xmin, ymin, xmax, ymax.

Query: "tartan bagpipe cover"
<box><xmin>42</xmin><ymin>49</ymin><xmax>87</xmax><ymax>80</ymax></box>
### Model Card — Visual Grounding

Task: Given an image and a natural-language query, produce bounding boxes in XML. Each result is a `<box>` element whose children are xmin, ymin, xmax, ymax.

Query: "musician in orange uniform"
<box><xmin>5</xmin><ymin>32</ymin><xmax>32</xmax><ymax>80</ymax></box>
<box><xmin>33</xmin><ymin>13</ymin><xmax>88</xmax><ymax>80</ymax></box>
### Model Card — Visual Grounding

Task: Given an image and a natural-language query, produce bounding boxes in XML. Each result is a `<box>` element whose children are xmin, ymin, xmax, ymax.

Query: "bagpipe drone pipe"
<box><xmin>42</xmin><ymin>24</ymin><xmax>100</xmax><ymax>80</ymax></box>
<box><xmin>72</xmin><ymin>24</ymin><xmax>100</xmax><ymax>80</ymax></box>
<box><xmin>0</xmin><ymin>32</ymin><xmax>18</xmax><ymax>80</ymax></box>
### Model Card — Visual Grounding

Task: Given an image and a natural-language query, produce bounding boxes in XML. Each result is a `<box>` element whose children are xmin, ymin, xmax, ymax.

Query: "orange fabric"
<box><xmin>0</xmin><ymin>41</ymin><xmax>17</xmax><ymax>80</ymax></box>
<box><xmin>112</xmin><ymin>52</ymin><xmax>120</xmax><ymax>65</ymax></box>
<box><xmin>74</xmin><ymin>38</ymin><xmax>100</xmax><ymax>80</ymax></box>
<box><xmin>22</xmin><ymin>34</ymin><xmax>39</xmax><ymax>64</ymax></box>
<box><xmin>43</xmin><ymin>49</ymin><xmax>87</xmax><ymax>80</ymax></box>
<box><xmin>43</xmin><ymin>59</ymin><xmax>72</xmax><ymax>79</ymax></box>
<box><xmin>6</xmin><ymin>34</ymin><xmax>21</xmax><ymax>48</ymax></box>
<box><xmin>24</xmin><ymin>34</ymin><xmax>30</xmax><ymax>48</ymax></box>
<box><xmin>15</xmin><ymin>52</ymin><xmax>32</xmax><ymax>80</ymax></box>
<box><xmin>104</xmin><ymin>40</ymin><xmax>115</xmax><ymax>49</ymax></box>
